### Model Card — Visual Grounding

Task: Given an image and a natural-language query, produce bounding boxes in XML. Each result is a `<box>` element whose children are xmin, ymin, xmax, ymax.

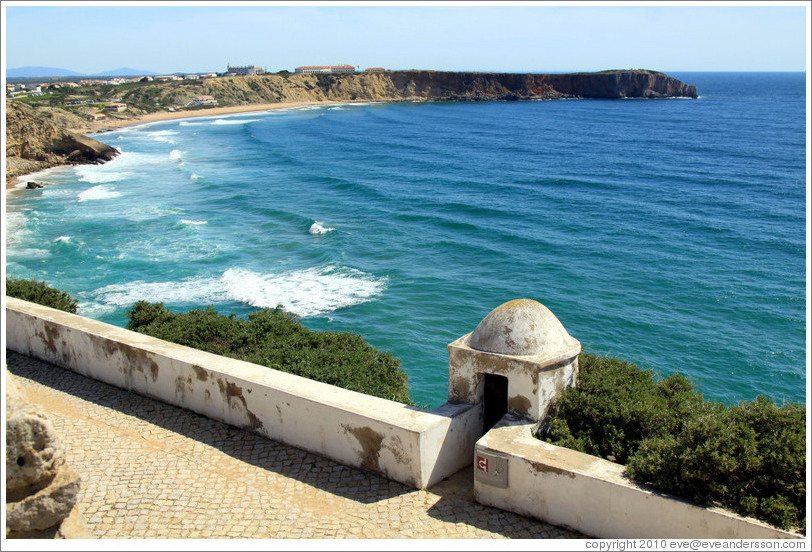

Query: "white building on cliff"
<box><xmin>227</xmin><ymin>65</ymin><xmax>265</xmax><ymax>76</ymax></box>
<box><xmin>294</xmin><ymin>65</ymin><xmax>355</xmax><ymax>74</ymax></box>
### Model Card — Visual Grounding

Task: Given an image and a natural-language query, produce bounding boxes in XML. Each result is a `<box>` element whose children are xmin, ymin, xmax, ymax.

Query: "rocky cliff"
<box><xmin>117</xmin><ymin>69</ymin><xmax>696</xmax><ymax>109</ymax></box>
<box><xmin>5</xmin><ymin>101</ymin><xmax>119</xmax><ymax>180</ymax></box>
<box><xmin>384</xmin><ymin>69</ymin><xmax>697</xmax><ymax>101</ymax></box>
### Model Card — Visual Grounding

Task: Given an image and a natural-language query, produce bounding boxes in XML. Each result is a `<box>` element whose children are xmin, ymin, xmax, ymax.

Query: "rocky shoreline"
<box><xmin>6</xmin><ymin>101</ymin><xmax>118</xmax><ymax>184</ymax></box>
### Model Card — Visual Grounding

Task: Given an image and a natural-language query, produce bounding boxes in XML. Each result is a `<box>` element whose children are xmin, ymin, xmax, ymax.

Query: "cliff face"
<box><xmin>5</xmin><ymin>102</ymin><xmax>119</xmax><ymax>180</ymax></box>
<box><xmin>543</xmin><ymin>70</ymin><xmax>698</xmax><ymax>99</ymax></box>
<box><xmin>116</xmin><ymin>69</ymin><xmax>696</xmax><ymax>109</ymax></box>
<box><xmin>384</xmin><ymin>70</ymin><xmax>697</xmax><ymax>100</ymax></box>
<box><xmin>284</xmin><ymin>69</ymin><xmax>694</xmax><ymax>102</ymax></box>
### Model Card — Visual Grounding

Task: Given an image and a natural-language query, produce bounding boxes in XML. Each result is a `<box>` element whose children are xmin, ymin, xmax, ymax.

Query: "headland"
<box><xmin>5</xmin><ymin>69</ymin><xmax>697</xmax><ymax>187</ymax></box>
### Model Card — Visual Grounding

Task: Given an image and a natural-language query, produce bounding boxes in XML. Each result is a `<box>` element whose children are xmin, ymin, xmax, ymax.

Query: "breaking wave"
<box><xmin>309</xmin><ymin>221</ymin><xmax>336</xmax><ymax>235</ymax></box>
<box><xmin>211</xmin><ymin>118</ymin><xmax>260</xmax><ymax>125</ymax></box>
<box><xmin>78</xmin><ymin>185</ymin><xmax>122</xmax><ymax>202</ymax></box>
<box><xmin>220</xmin><ymin>266</ymin><xmax>387</xmax><ymax>317</ymax></box>
<box><xmin>147</xmin><ymin>130</ymin><xmax>179</xmax><ymax>143</ymax></box>
<box><xmin>90</xmin><ymin>264</ymin><xmax>386</xmax><ymax>318</ymax></box>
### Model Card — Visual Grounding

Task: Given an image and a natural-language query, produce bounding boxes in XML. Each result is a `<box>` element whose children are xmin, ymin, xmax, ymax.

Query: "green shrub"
<box><xmin>626</xmin><ymin>396</ymin><xmax>806</xmax><ymax>532</ymax></box>
<box><xmin>539</xmin><ymin>353</ymin><xmax>806</xmax><ymax>532</ymax></box>
<box><xmin>540</xmin><ymin>353</ymin><xmax>709</xmax><ymax>464</ymax></box>
<box><xmin>6</xmin><ymin>278</ymin><xmax>78</xmax><ymax>313</ymax></box>
<box><xmin>126</xmin><ymin>301</ymin><xmax>412</xmax><ymax>404</ymax></box>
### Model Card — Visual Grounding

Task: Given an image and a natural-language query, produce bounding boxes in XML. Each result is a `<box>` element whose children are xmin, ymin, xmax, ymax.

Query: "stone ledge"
<box><xmin>6</xmin><ymin>297</ymin><xmax>481</xmax><ymax>489</ymax></box>
<box><xmin>474</xmin><ymin>417</ymin><xmax>802</xmax><ymax>539</ymax></box>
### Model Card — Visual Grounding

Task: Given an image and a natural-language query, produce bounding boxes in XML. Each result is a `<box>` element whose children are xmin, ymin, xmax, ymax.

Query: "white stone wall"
<box><xmin>474</xmin><ymin>418</ymin><xmax>802</xmax><ymax>539</ymax></box>
<box><xmin>5</xmin><ymin>297</ymin><xmax>479</xmax><ymax>489</ymax></box>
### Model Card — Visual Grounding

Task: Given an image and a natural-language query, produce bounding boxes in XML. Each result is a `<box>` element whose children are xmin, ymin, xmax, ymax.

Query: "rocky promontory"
<box><xmin>383</xmin><ymin>69</ymin><xmax>697</xmax><ymax>101</ymax></box>
<box><xmin>186</xmin><ymin>68</ymin><xmax>696</xmax><ymax>106</ymax></box>
<box><xmin>5</xmin><ymin>101</ymin><xmax>118</xmax><ymax>180</ymax></box>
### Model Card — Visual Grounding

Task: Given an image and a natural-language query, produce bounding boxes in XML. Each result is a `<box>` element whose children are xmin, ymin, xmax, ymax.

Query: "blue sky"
<box><xmin>2</xmin><ymin>3</ymin><xmax>808</xmax><ymax>74</ymax></box>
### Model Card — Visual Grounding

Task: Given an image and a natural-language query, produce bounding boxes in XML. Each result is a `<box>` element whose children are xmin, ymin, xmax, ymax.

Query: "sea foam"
<box><xmin>75</xmin><ymin>167</ymin><xmax>131</xmax><ymax>184</ymax></box>
<box><xmin>5</xmin><ymin>211</ymin><xmax>28</xmax><ymax>235</ymax></box>
<box><xmin>90</xmin><ymin>265</ymin><xmax>386</xmax><ymax>318</ymax></box>
<box><xmin>148</xmin><ymin>130</ymin><xmax>179</xmax><ymax>143</ymax></box>
<box><xmin>78</xmin><ymin>185</ymin><xmax>122</xmax><ymax>202</ymax></box>
<box><xmin>220</xmin><ymin>266</ymin><xmax>387</xmax><ymax>317</ymax></box>
<box><xmin>211</xmin><ymin>119</ymin><xmax>260</xmax><ymax>125</ymax></box>
<box><xmin>92</xmin><ymin>276</ymin><xmax>226</xmax><ymax>308</ymax></box>
<box><xmin>309</xmin><ymin>221</ymin><xmax>335</xmax><ymax>235</ymax></box>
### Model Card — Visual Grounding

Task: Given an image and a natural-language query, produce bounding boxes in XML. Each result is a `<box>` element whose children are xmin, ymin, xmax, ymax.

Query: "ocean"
<box><xmin>5</xmin><ymin>72</ymin><xmax>806</xmax><ymax>409</ymax></box>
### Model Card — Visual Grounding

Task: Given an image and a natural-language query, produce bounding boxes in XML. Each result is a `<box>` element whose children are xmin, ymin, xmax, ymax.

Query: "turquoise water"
<box><xmin>6</xmin><ymin>72</ymin><xmax>806</xmax><ymax>408</ymax></box>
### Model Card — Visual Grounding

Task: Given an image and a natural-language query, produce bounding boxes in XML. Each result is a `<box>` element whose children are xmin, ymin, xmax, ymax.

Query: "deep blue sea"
<box><xmin>5</xmin><ymin>72</ymin><xmax>807</xmax><ymax>409</ymax></box>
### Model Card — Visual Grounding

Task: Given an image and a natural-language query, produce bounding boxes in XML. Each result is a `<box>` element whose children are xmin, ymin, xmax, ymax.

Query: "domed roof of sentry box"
<box><xmin>468</xmin><ymin>299</ymin><xmax>578</xmax><ymax>356</ymax></box>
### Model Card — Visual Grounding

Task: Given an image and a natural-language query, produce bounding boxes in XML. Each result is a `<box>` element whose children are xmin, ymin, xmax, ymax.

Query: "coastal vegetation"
<box><xmin>6</xmin><ymin>278</ymin><xmax>78</xmax><ymax>313</ymax></box>
<box><xmin>539</xmin><ymin>353</ymin><xmax>806</xmax><ymax>533</ymax></box>
<box><xmin>6</xmin><ymin>278</ymin><xmax>412</xmax><ymax>403</ymax></box>
<box><xmin>125</xmin><ymin>302</ymin><xmax>412</xmax><ymax>404</ymax></box>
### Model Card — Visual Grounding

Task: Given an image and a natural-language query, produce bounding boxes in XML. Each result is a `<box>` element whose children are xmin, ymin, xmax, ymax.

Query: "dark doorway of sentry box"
<box><xmin>482</xmin><ymin>373</ymin><xmax>508</xmax><ymax>433</ymax></box>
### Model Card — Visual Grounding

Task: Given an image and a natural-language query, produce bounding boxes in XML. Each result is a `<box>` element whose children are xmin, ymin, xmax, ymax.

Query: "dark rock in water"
<box><xmin>25</xmin><ymin>182</ymin><xmax>44</xmax><ymax>189</ymax></box>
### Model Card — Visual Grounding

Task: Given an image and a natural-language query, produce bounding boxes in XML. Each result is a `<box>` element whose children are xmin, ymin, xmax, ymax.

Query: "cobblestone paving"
<box><xmin>6</xmin><ymin>351</ymin><xmax>583</xmax><ymax>540</ymax></box>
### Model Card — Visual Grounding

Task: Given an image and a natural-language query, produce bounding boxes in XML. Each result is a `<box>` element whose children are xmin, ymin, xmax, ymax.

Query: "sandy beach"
<box><xmin>5</xmin><ymin>100</ymin><xmax>379</xmax><ymax>192</ymax></box>
<box><xmin>72</xmin><ymin>100</ymin><xmax>346</xmax><ymax>134</ymax></box>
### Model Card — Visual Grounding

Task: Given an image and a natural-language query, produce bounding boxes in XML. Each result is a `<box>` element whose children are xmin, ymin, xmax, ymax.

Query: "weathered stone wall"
<box><xmin>5</xmin><ymin>297</ymin><xmax>482</xmax><ymax>490</ymax></box>
<box><xmin>473</xmin><ymin>417</ymin><xmax>802</xmax><ymax>539</ymax></box>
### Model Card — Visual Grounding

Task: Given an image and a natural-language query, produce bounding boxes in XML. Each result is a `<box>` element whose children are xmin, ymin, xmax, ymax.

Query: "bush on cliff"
<box><xmin>126</xmin><ymin>301</ymin><xmax>412</xmax><ymax>404</ymax></box>
<box><xmin>6</xmin><ymin>278</ymin><xmax>78</xmax><ymax>313</ymax></box>
<box><xmin>539</xmin><ymin>353</ymin><xmax>806</xmax><ymax>532</ymax></box>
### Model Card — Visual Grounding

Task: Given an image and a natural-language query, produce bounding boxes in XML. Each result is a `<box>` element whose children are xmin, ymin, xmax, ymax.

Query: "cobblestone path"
<box><xmin>6</xmin><ymin>351</ymin><xmax>582</xmax><ymax>540</ymax></box>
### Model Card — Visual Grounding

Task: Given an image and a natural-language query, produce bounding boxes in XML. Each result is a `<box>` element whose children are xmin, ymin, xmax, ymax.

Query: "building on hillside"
<box><xmin>104</xmin><ymin>102</ymin><xmax>127</xmax><ymax>112</ymax></box>
<box><xmin>365</xmin><ymin>67</ymin><xmax>386</xmax><ymax>73</ymax></box>
<box><xmin>294</xmin><ymin>65</ymin><xmax>355</xmax><ymax>74</ymax></box>
<box><xmin>227</xmin><ymin>65</ymin><xmax>265</xmax><ymax>76</ymax></box>
<box><xmin>154</xmin><ymin>75</ymin><xmax>182</xmax><ymax>82</ymax></box>
<box><xmin>188</xmin><ymin>95</ymin><xmax>217</xmax><ymax>107</ymax></box>
<box><xmin>87</xmin><ymin>113</ymin><xmax>107</xmax><ymax>121</ymax></box>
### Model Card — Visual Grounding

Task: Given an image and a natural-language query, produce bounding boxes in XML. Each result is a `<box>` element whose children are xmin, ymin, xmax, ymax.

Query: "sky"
<box><xmin>2</xmin><ymin>2</ymin><xmax>809</xmax><ymax>75</ymax></box>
